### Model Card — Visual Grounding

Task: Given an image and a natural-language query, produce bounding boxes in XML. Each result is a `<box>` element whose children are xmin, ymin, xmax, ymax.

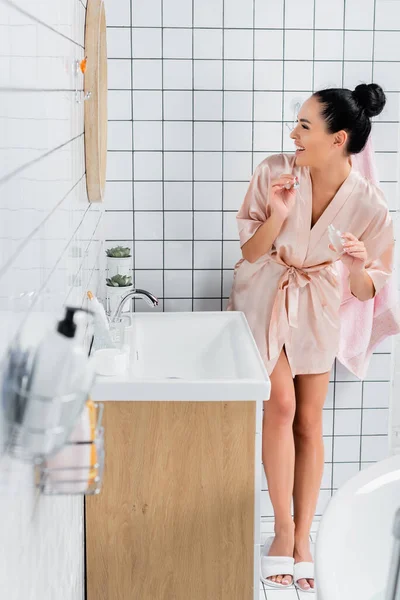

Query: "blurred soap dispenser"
<box><xmin>21</xmin><ymin>306</ymin><xmax>95</xmax><ymax>457</ymax></box>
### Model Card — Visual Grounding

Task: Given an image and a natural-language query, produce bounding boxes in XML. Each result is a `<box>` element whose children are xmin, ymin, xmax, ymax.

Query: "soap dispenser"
<box><xmin>20</xmin><ymin>306</ymin><xmax>95</xmax><ymax>456</ymax></box>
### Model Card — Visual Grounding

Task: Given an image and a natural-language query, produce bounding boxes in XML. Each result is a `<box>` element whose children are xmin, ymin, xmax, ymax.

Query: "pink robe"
<box><xmin>227</xmin><ymin>153</ymin><xmax>395</xmax><ymax>376</ymax></box>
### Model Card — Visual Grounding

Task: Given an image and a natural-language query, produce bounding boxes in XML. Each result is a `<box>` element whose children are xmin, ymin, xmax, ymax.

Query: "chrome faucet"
<box><xmin>110</xmin><ymin>288</ymin><xmax>158</xmax><ymax>323</ymax></box>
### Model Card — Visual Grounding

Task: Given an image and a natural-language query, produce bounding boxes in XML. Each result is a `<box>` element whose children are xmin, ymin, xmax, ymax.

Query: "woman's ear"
<box><xmin>333</xmin><ymin>130</ymin><xmax>348</xmax><ymax>150</ymax></box>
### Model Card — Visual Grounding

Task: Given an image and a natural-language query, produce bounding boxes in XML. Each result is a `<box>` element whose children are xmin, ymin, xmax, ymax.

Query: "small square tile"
<box><xmin>254</xmin><ymin>61</ymin><xmax>283</xmax><ymax>91</ymax></box>
<box><xmin>194</xmin><ymin>298</ymin><xmax>222</xmax><ymax>310</ymax></box>
<box><xmin>194</xmin><ymin>29</ymin><xmax>222</xmax><ymax>59</ymax></box>
<box><xmin>363</xmin><ymin>382</ymin><xmax>390</xmax><ymax>409</ymax></box>
<box><xmin>133</xmin><ymin>91</ymin><xmax>162</xmax><ymax>120</ymax></box>
<box><xmin>194</xmin><ymin>152</ymin><xmax>222</xmax><ymax>181</ymax></box>
<box><xmin>313</xmin><ymin>62</ymin><xmax>343</xmax><ymax>90</ymax></box>
<box><xmin>372</xmin><ymin>122</ymin><xmax>399</xmax><ymax>152</ymax></box>
<box><xmin>194</xmin><ymin>182</ymin><xmax>222</xmax><ymax>210</ymax></box>
<box><xmin>332</xmin><ymin>463</ymin><xmax>360</xmax><ymax>489</ymax></box>
<box><xmin>254</xmin><ymin>30</ymin><xmax>284</xmax><ymax>60</ymax></box>
<box><xmin>164</xmin><ymin>298</ymin><xmax>193</xmax><ymax>311</ymax></box>
<box><xmin>194</xmin><ymin>0</ymin><xmax>223</xmax><ymax>27</ymax></box>
<box><xmin>108</xmin><ymin>121</ymin><xmax>132</xmax><ymax>151</ymax></box>
<box><xmin>134</xmin><ymin>211</ymin><xmax>163</xmax><ymax>239</ymax></box>
<box><xmin>224</xmin><ymin>152</ymin><xmax>252</xmax><ymax>181</ymax></box>
<box><xmin>345</xmin><ymin>0</ymin><xmax>374</xmax><ymax>29</ymax></box>
<box><xmin>194</xmin><ymin>270</ymin><xmax>221</xmax><ymax>297</ymax></box>
<box><xmin>164</xmin><ymin>121</ymin><xmax>193</xmax><ymax>151</ymax></box>
<box><xmin>107</xmin><ymin>151</ymin><xmax>133</xmax><ymax>180</ymax></box>
<box><xmin>164</xmin><ymin>241</ymin><xmax>193</xmax><ymax>268</ymax></box>
<box><xmin>194</xmin><ymin>241</ymin><xmax>222</xmax><ymax>268</ymax></box>
<box><xmin>334</xmin><ymin>382</ymin><xmax>362</xmax><ymax>409</ymax></box>
<box><xmin>164</xmin><ymin>211</ymin><xmax>192</xmax><ymax>240</ymax></box>
<box><xmin>105</xmin><ymin>211</ymin><xmax>134</xmax><ymax>240</ymax></box>
<box><xmin>333</xmin><ymin>435</ymin><xmax>361</xmax><ymax>462</ymax></box>
<box><xmin>255</xmin><ymin>0</ymin><xmax>283</xmax><ymax>27</ymax></box>
<box><xmin>223</xmin><ymin>181</ymin><xmax>248</xmax><ymax>210</ymax></box>
<box><xmin>315</xmin><ymin>30</ymin><xmax>344</xmax><ymax>61</ymax></box>
<box><xmin>132</xmin><ymin>28</ymin><xmax>162</xmax><ymax>58</ymax></box>
<box><xmin>334</xmin><ymin>409</ymin><xmax>362</xmax><ymax>436</ymax></box>
<box><xmin>375</xmin><ymin>1</ymin><xmax>400</xmax><ymax>30</ymax></box>
<box><xmin>224</xmin><ymin>122</ymin><xmax>252</xmax><ymax>152</ymax></box>
<box><xmin>344</xmin><ymin>31</ymin><xmax>373</xmax><ymax>61</ymax></box>
<box><xmin>106</xmin><ymin>0</ymin><xmax>131</xmax><ymax>26</ymax></box>
<box><xmin>343</xmin><ymin>62</ymin><xmax>373</xmax><ymax>90</ymax></box>
<box><xmin>164</xmin><ymin>270</ymin><xmax>193</xmax><ymax>298</ymax></box>
<box><xmin>369</xmin><ymin>62</ymin><xmax>400</xmax><ymax>92</ymax></box>
<box><xmin>163</xmin><ymin>0</ymin><xmax>192</xmax><ymax>27</ymax></box>
<box><xmin>194</xmin><ymin>212</ymin><xmax>222</xmax><ymax>240</ymax></box>
<box><xmin>133</xmin><ymin>270</ymin><xmax>163</xmax><ymax>298</ymax></box>
<box><xmin>134</xmin><ymin>121</ymin><xmax>162</xmax><ymax>151</ymax></box>
<box><xmin>224</xmin><ymin>61</ymin><xmax>253</xmax><ymax>91</ymax></box>
<box><xmin>315</xmin><ymin>0</ymin><xmax>344</xmax><ymax>28</ymax></box>
<box><xmin>163</xmin><ymin>60</ymin><xmax>192</xmax><ymax>89</ymax></box>
<box><xmin>285</xmin><ymin>30</ymin><xmax>314</xmax><ymax>61</ymax></box>
<box><xmin>164</xmin><ymin>182</ymin><xmax>192</xmax><ymax>210</ymax></box>
<box><xmin>284</xmin><ymin>0</ymin><xmax>314</xmax><ymax>28</ymax></box>
<box><xmin>375</xmin><ymin>31</ymin><xmax>400</xmax><ymax>61</ymax></box>
<box><xmin>108</xmin><ymin>59</ymin><xmax>132</xmax><ymax>89</ymax></box>
<box><xmin>105</xmin><ymin>182</ymin><xmax>133</xmax><ymax>210</ymax></box>
<box><xmin>194</xmin><ymin>60</ymin><xmax>223</xmax><ymax>89</ymax></box>
<box><xmin>254</xmin><ymin>91</ymin><xmax>283</xmax><ymax>121</ymax></box>
<box><xmin>194</xmin><ymin>122</ymin><xmax>222</xmax><ymax>151</ymax></box>
<box><xmin>132</xmin><ymin>0</ymin><xmax>162</xmax><ymax>26</ymax></box>
<box><xmin>224</xmin><ymin>29</ymin><xmax>253</xmax><ymax>59</ymax></box>
<box><xmin>134</xmin><ymin>182</ymin><xmax>163</xmax><ymax>210</ymax></box>
<box><xmin>163</xmin><ymin>28</ymin><xmax>193</xmax><ymax>59</ymax></box>
<box><xmin>164</xmin><ymin>152</ymin><xmax>193</xmax><ymax>181</ymax></box>
<box><xmin>108</xmin><ymin>90</ymin><xmax>132</xmax><ymax>120</ymax></box>
<box><xmin>223</xmin><ymin>212</ymin><xmax>239</xmax><ymax>240</ymax></box>
<box><xmin>107</xmin><ymin>28</ymin><xmax>131</xmax><ymax>58</ymax></box>
<box><xmin>224</xmin><ymin>91</ymin><xmax>253</xmax><ymax>121</ymax></box>
<box><xmin>284</xmin><ymin>61</ymin><xmax>313</xmax><ymax>91</ymax></box>
<box><xmin>361</xmin><ymin>435</ymin><xmax>389</xmax><ymax>462</ymax></box>
<box><xmin>134</xmin><ymin>152</ymin><xmax>162</xmax><ymax>181</ymax></box>
<box><xmin>164</xmin><ymin>91</ymin><xmax>193</xmax><ymax>120</ymax></box>
<box><xmin>362</xmin><ymin>409</ymin><xmax>389</xmax><ymax>435</ymax></box>
<box><xmin>224</xmin><ymin>0</ymin><xmax>253</xmax><ymax>28</ymax></box>
<box><xmin>194</xmin><ymin>91</ymin><xmax>223</xmax><ymax>120</ymax></box>
<box><xmin>133</xmin><ymin>59</ymin><xmax>162</xmax><ymax>89</ymax></box>
<box><xmin>254</xmin><ymin>123</ymin><xmax>282</xmax><ymax>152</ymax></box>
<box><xmin>134</xmin><ymin>241</ymin><xmax>163</xmax><ymax>269</ymax></box>
<box><xmin>375</xmin><ymin>153</ymin><xmax>397</xmax><ymax>181</ymax></box>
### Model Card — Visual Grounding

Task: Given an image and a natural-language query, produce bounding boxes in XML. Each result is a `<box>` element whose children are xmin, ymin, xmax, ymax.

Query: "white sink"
<box><xmin>92</xmin><ymin>311</ymin><xmax>270</xmax><ymax>401</ymax></box>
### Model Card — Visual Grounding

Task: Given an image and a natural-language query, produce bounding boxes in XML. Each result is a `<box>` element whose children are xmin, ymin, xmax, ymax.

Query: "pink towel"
<box><xmin>337</xmin><ymin>136</ymin><xmax>400</xmax><ymax>379</ymax></box>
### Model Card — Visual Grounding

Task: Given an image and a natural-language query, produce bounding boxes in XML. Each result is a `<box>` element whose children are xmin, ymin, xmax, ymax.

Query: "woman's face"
<box><xmin>290</xmin><ymin>96</ymin><xmax>346</xmax><ymax>168</ymax></box>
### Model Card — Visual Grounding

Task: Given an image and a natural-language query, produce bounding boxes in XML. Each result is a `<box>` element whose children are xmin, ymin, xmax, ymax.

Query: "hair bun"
<box><xmin>352</xmin><ymin>83</ymin><xmax>386</xmax><ymax>118</ymax></box>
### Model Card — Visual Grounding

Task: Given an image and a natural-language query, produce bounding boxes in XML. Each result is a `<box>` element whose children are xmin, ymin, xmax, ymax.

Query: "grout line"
<box><xmin>220</xmin><ymin>0</ymin><xmax>225</xmax><ymax>311</ymax></box>
<box><xmin>130</xmin><ymin>0</ymin><xmax>135</xmax><ymax>310</ymax></box>
<box><xmin>191</xmin><ymin>0</ymin><xmax>195</xmax><ymax>311</ymax></box>
<box><xmin>161</xmin><ymin>1</ymin><xmax>166</xmax><ymax>310</ymax></box>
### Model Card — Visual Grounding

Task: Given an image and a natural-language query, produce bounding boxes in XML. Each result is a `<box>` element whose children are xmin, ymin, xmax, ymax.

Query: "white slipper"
<box><xmin>294</xmin><ymin>561</ymin><xmax>316</xmax><ymax>594</ymax></box>
<box><xmin>260</xmin><ymin>536</ymin><xmax>295</xmax><ymax>589</ymax></box>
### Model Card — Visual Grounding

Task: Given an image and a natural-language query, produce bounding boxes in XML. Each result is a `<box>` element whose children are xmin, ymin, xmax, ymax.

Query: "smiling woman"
<box><xmin>226</xmin><ymin>82</ymin><xmax>399</xmax><ymax>592</ymax></box>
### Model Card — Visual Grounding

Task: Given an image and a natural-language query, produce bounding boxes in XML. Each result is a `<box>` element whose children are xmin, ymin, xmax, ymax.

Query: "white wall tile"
<box><xmin>194</xmin><ymin>91</ymin><xmax>222</xmax><ymax>120</ymax></box>
<box><xmin>108</xmin><ymin>90</ymin><xmax>132</xmax><ymax>120</ymax></box>
<box><xmin>134</xmin><ymin>121</ymin><xmax>163</xmax><ymax>151</ymax></box>
<box><xmin>164</xmin><ymin>91</ymin><xmax>192</xmax><ymax>120</ymax></box>
<box><xmin>134</xmin><ymin>181</ymin><xmax>163</xmax><ymax>210</ymax></box>
<box><xmin>344</xmin><ymin>31</ymin><xmax>374</xmax><ymax>61</ymax></box>
<box><xmin>164</xmin><ymin>121</ymin><xmax>192</xmax><ymax>151</ymax></box>
<box><xmin>284</xmin><ymin>61</ymin><xmax>313</xmax><ymax>91</ymax></box>
<box><xmin>285</xmin><ymin>30</ymin><xmax>314</xmax><ymax>61</ymax></box>
<box><xmin>315</xmin><ymin>31</ymin><xmax>344</xmax><ymax>61</ymax></box>
<box><xmin>164</xmin><ymin>298</ymin><xmax>192</xmax><ymax>311</ymax></box>
<box><xmin>223</xmin><ymin>152</ymin><xmax>252</xmax><ymax>181</ymax></box>
<box><xmin>132</xmin><ymin>28</ymin><xmax>162</xmax><ymax>58</ymax></box>
<box><xmin>361</xmin><ymin>435</ymin><xmax>389</xmax><ymax>462</ymax></box>
<box><xmin>132</xmin><ymin>0</ymin><xmax>162</xmax><ymax>27</ymax></box>
<box><xmin>313</xmin><ymin>61</ymin><xmax>343</xmax><ymax>89</ymax></box>
<box><xmin>164</xmin><ymin>211</ymin><xmax>192</xmax><ymax>239</ymax></box>
<box><xmin>224</xmin><ymin>29</ymin><xmax>253</xmax><ymax>60</ymax></box>
<box><xmin>224</xmin><ymin>61</ymin><xmax>253</xmax><ymax>91</ymax></box>
<box><xmin>315</xmin><ymin>0</ymin><xmax>345</xmax><ymax>29</ymax></box>
<box><xmin>134</xmin><ymin>240</ymin><xmax>163</xmax><ymax>269</ymax></box>
<box><xmin>194</xmin><ymin>0</ymin><xmax>223</xmax><ymax>28</ymax></box>
<box><xmin>362</xmin><ymin>409</ymin><xmax>389</xmax><ymax>435</ymax></box>
<box><xmin>133</xmin><ymin>59</ymin><xmax>162</xmax><ymax>89</ymax></box>
<box><xmin>163</xmin><ymin>28</ymin><xmax>192</xmax><ymax>59</ymax></box>
<box><xmin>224</xmin><ymin>91</ymin><xmax>252</xmax><ymax>121</ymax></box>
<box><xmin>163</xmin><ymin>0</ymin><xmax>192</xmax><ymax>28</ymax></box>
<box><xmin>194</xmin><ymin>60</ymin><xmax>223</xmax><ymax>90</ymax></box>
<box><xmin>194</xmin><ymin>122</ymin><xmax>222</xmax><ymax>151</ymax></box>
<box><xmin>164</xmin><ymin>182</ymin><xmax>192</xmax><ymax>210</ymax></box>
<box><xmin>333</xmin><ymin>462</ymin><xmax>360</xmax><ymax>489</ymax></box>
<box><xmin>363</xmin><ymin>382</ymin><xmax>391</xmax><ymax>409</ymax></box>
<box><xmin>254</xmin><ymin>91</ymin><xmax>283</xmax><ymax>121</ymax></box>
<box><xmin>254</xmin><ymin>30</ymin><xmax>284</xmax><ymax>60</ymax></box>
<box><xmin>134</xmin><ymin>151</ymin><xmax>162</xmax><ymax>181</ymax></box>
<box><xmin>134</xmin><ymin>211</ymin><xmax>163</xmax><ymax>239</ymax></box>
<box><xmin>164</xmin><ymin>241</ymin><xmax>193</xmax><ymax>268</ymax></box>
<box><xmin>194</xmin><ymin>241</ymin><xmax>222</xmax><ymax>268</ymax></box>
<box><xmin>194</xmin><ymin>152</ymin><xmax>222</xmax><ymax>181</ymax></box>
<box><xmin>163</xmin><ymin>60</ymin><xmax>192</xmax><ymax>89</ymax></box>
<box><xmin>254</xmin><ymin>61</ymin><xmax>283</xmax><ymax>91</ymax></box>
<box><xmin>343</xmin><ymin>61</ymin><xmax>373</xmax><ymax>89</ymax></box>
<box><xmin>333</xmin><ymin>436</ymin><xmax>361</xmax><ymax>462</ymax></box>
<box><xmin>334</xmin><ymin>382</ymin><xmax>363</xmax><ymax>409</ymax></box>
<box><xmin>255</xmin><ymin>0</ymin><xmax>284</xmax><ymax>28</ymax></box>
<box><xmin>224</xmin><ymin>0</ymin><xmax>253</xmax><ymax>28</ymax></box>
<box><xmin>375</xmin><ymin>31</ymin><xmax>400</xmax><ymax>61</ymax></box>
<box><xmin>105</xmin><ymin>182</ymin><xmax>133</xmax><ymax>210</ymax></box>
<box><xmin>194</xmin><ymin>212</ymin><xmax>222</xmax><ymax>240</ymax></box>
<box><xmin>223</xmin><ymin>181</ymin><xmax>249</xmax><ymax>210</ymax></box>
<box><xmin>284</xmin><ymin>0</ymin><xmax>314</xmax><ymax>29</ymax></box>
<box><xmin>108</xmin><ymin>121</ymin><xmax>133</xmax><ymax>150</ymax></box>
<box><xmin>224</xmin><ymin>122</ymin><xmax>252</xmax><ymax>152</ymax></box>
<box><xmin>254</xmin><ymin>123</ymin><xmax>283</xmax><ymax>152</ymax></box>
<box><xmin>107</xmin><ymin>151</ymin><xmax>133</xmax><ymax>180</ymax></box>
<box><xmin>194</xmin><ymin>182</ymin><xmax>223</xmax><ymax>210</ymax></box>
<box><xmin>194</xmin><ymin>270</ymin><xmax>221</xmax><ymax>297</ymax></box>
<box><xmin>106</xmin><ymin>0</ymin><xmax>131</xmax><ymax>26</ymax></box>
<box><xmin>164</xmin><ymin>270</ymin><xmax>192</xmax><ymax>297</ymax></box>
<box><xmin>375</xmin><ymin>0</ymin><xmax>400</xmax><ymax>30</ymax></box>
<box><xmin>133</xmin><ymin>91</ymin><xmax>162</xmax><ymax>120</ymax></box>
<box><xmin>223</xmin><ymin>212</ymin><xmax>239</xmax><ymax>240</ymax></box>
<box><xmin>134</xmin><ymin>269</ymin><xmax>163</xmax><ymax>297</ymax></box>
<box><xmin>334</xmin><ymin>409</ymin><xmax>362</xmax><ymax>435</ymax></box>
<box><xmin>194</xmin><ymin>29</ymin><xmax>222</xmax><ymax>59</ymax></box>
<box><xmin>107</xmin><ymin>28</ymin><xmax>131</xmax><ymax>58</ymax></box>
<box><xmin>164</xmin><ymin>151</ymin><xmax>192</xmax><ymax>180</ymax></box>
<box><xmin>108</xmin><ymin>59</ymin><xmax>132</xmax><ymax>89</ymax></box>
<box><xmin>345</xmin><ymin>0</ymin><xmax>374</xmax><ymax>30</ymax></box>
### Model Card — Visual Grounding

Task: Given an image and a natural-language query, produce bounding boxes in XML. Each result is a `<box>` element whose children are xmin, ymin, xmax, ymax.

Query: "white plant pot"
<box><xmin>106</xmin><ymin>285</ymin><xmax>133</xmax><ymax>315</ymax></box>
<box><xmin>106</xmin><ymin>256</ymin><xmax>132</xmax><ymax>279</ymax></box>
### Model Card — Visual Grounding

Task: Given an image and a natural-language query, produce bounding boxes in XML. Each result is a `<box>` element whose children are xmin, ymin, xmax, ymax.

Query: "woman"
<box><xmin>227</xmin><ymin>83</ymin><xmax>394</xmax><ymax>593</ymax></box>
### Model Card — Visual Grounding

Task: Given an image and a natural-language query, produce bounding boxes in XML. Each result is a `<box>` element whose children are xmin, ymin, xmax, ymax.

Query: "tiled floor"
<box><xmin>259</xmin><ymin>519</ymin><xmax>320</xmax><ymax>599</ymax></box>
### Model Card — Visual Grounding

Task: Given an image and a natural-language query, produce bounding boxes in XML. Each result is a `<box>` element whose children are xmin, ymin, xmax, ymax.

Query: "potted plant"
<box><xmin>106</xmin><ymin>246</ymin><xmax>132</xmax><ymax>279</ymax></box>
<box><xmin>106</xmin><ymin>274</ymin><xmax>134</xmax><ymax>315</ymax></box>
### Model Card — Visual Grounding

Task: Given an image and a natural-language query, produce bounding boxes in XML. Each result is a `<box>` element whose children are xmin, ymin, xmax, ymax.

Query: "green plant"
<box><xmin>106</xmin><ymin>274</ymin><xmax>133</xmax><ymax>287</ymax></box>
<box><xmin>106</xmin><ymin>246</ymin><xmax>131</xmax><ymax>258</ymax></box>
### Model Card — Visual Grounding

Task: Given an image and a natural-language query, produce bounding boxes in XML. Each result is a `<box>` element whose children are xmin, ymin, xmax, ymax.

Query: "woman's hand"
<box><xmin>329</xmin><ymin>232</ymin><xmax>368</xmax><ymax>274</ymax></box>
<box><xmin>269</xmin><ymin>174</ymin><xmax>298</xmax><ymax>222</ymax></box>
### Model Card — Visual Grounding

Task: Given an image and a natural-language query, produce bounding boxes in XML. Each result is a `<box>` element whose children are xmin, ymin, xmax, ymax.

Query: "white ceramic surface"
<box><xmin>315</xmin><ymin>454</ymin><xmax>400</xmax><ymax>600</ymax></box>
<box><xmin>92</xmin><ymin>311</ymin><xmax>270</xmax><ymax>401</ymax></box>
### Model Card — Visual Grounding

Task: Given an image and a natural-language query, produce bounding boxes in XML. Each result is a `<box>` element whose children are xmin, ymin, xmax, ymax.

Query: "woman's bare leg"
<box><xmin>262</xmin><ymin>348</ymin><xmax>297</xmax><ymax>585</ymax></box>
<box><xmin>292</xmin><ymin>371</ymin><xmax>330</xmax><ymax>591</ymax></box>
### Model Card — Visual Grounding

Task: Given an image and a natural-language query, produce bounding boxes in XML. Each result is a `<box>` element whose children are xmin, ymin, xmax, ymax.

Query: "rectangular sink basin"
<box><xmin>92</xmin><ymin>311</ymin><xmax>270</xmax><ymax>401</ymax></box>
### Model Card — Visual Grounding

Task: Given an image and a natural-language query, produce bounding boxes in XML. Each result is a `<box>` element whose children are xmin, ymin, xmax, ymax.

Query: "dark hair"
<box><xmin>313</xmin><ymin>83</ymin><xmax>386</xmax><ymax>154</ymax></box>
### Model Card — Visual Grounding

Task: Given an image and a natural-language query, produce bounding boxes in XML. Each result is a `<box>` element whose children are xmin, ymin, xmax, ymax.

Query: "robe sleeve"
<box><xmin>236</xmin><ymin>160</ymin><xmax>271</xmax><ymax>248</ymax></box>
<box><xmin>358</xmin><ymin>192</ymin><xmax>395</xmax><ymax>297</ymax></box>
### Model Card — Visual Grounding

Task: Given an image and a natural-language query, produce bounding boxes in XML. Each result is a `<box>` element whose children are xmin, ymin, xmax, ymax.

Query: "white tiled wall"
<box><xmin>106</xmin><ymin>0</ymin><xmax>400</xmax><ymax>518</ymax></box>
<box><xmin>0</xmin><ymin>0</ymin><xmax>102</xmax><ymax>598</ymax></box>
